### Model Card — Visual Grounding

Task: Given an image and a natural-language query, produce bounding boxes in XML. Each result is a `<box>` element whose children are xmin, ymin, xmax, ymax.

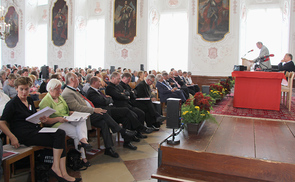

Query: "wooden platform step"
<box><xmin>153</xmin><ymin>146</ymin><xmax>295</xmax><ymax>182</ymax></box>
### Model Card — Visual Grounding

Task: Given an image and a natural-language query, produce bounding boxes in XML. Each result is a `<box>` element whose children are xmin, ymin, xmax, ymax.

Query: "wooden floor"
<box><xmin>156</xmin><ymin>115</ymin><xmax>295</xmax><ymax>181</ymax></box>
<box><xmin>162</xmin><ymin>115</ymin><xmax>295</xmax><ymax>164</ymax></box>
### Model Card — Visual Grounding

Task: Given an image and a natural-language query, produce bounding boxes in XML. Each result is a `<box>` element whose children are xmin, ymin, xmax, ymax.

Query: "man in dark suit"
<box><xmin>62</xmin><ymin>72</ymin><xmax>136</xmax><ymax>157</ymax></box>
<box><xmin>181</xmin><ymin>70</ymin><xmax>200</xmax><ymax>93</ymax></box>
<box><xmin>86</xmin><ymin>76</ymin><xmax>147</xmax><ymax>149</ymax></box>
<box><xmin>173</xmin><ymin>70</ymin><xmax>195</xmax><ymax>95</ymax></box>
<box><xmin>105</xmin><ymin>72</ymin><xmax>154</xmax><ymax>138</ymax></box>
<box><xmin>131</xmin><ymin>74</ymin><xmax>166</xmax><ymax>129</ymax></box>
<box><xmin>167</xmin><ymin>71</ymin><xmax>190</xmax><ymax>99</ymax></box>
<box><xmin>156</xmin><ymin>74</ymin><xmax>186</xmax><ymax>103</ymax></box>
<box><xmin>278</xmin><ymin>53</ymin><xmax>295</xmax><ymax>72</ymax></box>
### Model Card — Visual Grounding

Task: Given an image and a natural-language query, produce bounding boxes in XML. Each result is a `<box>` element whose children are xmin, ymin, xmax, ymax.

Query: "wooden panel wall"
<box><xmin>191</xmin><ymin>75</ymin><xmax>229</xmax><ymax>91</ymax></box>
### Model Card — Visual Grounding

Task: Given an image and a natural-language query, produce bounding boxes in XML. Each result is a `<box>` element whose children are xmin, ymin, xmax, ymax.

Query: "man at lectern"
<box><xmin>252</xmin><ymin>42</ymin><xmax>271</xmax><ymax>70</ymax></box>
<box><xmin>278</xmin><ymin>53</ymin><xmax>295</xmax><ymax>72</ymax></box>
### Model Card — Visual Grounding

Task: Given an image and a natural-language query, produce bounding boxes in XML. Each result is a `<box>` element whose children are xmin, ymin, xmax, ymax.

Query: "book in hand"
<box><xmin>38</xmin><ymin>127</ymin><xmax>58</xmax><ymax>133</ymax></box>
<box><xmin>64</xmin><ymin>111</ymin><xmax>91</xmax><ymax>122</ymax></box>
<box><xmin>26</xmin><ymin>106</ymin><xmax>56</xmax><ymax>124</ymax></box>
<box><xmin>2</xmin><ymin>150</ymin><xmax>19</xmax><ymax>160</ymax></box>
<box><xmin>86</xmin><ymin>148</ymin><xmax>101</xmax><ymax>155</ymax></box>
<box><xmin>136</xmin><ymin>97</ymin><xmax>151</xmax><ymax>100</ymax></box>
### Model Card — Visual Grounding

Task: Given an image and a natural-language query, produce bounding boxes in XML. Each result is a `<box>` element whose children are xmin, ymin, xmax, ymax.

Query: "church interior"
<box><xmin>1</xmin><ymin>0</ymin><xmax>295</xmax><ymax>181</ymax></box>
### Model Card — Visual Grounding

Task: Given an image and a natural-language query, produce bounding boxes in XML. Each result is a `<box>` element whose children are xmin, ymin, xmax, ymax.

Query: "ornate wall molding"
<box><xmin>140</xmin><ymin>0</ymin><xmax>144</xmax><ymax>18</ymax></box>
<box><xmin>192</xmin><ymin>0</ymin><xmax>195</xmax><ymax>16</ymax></box>
<box><xmin>166</xmin><ymin>0</ymin><xmax>181</xmax><ymax>8</ymax></box>
<box><xmin>233</xmin><ymin>0</ymin><xmax>238</xmax><ymax>14</ymax></box>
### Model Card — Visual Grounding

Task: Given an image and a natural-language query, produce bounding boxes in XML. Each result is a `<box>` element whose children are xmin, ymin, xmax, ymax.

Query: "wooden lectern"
<box><xmin>241</xmin><ymin>58</ymin><xmax>253</xmax><ymax>71</ymax></box>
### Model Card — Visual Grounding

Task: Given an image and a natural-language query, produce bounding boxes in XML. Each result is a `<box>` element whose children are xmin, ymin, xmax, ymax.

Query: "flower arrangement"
<box><xmin>209</xmin><ymin>83</ymin><xmax>225</xmax><ymax>100</ymax></box>
<box><xmin>181</xmin><ymin>92</ymin><xmax>216</xmax><ymax>124</ymax></box>
<box><xmin>219</xmin><ymin>77</ymin><xmax>235</xmax><ymax>95</ymax></box>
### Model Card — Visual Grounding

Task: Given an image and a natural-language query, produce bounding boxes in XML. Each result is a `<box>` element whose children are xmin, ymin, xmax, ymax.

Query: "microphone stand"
<box><xmin>258</xmin><ymin>57</ymin><xmax>269</xmax><ymax>71</ymax></box>
<box><xmin>242</xmin><ymin>51</ymin><xmax>252</xmax><ymax>57</ymax></box>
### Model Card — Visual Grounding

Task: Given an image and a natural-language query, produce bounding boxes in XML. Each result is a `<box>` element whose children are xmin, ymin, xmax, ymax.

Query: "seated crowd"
<box><xmin>0</xmin><ymin>64</ymin><xmax>198</xmax><ymax>181</ymax></box>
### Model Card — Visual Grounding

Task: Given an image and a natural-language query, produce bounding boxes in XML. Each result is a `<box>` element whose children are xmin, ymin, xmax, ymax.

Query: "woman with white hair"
<box><xmin>39</xmin><ymin>79</ymin><xmax>91</xmax><ymax>167</ymax></box>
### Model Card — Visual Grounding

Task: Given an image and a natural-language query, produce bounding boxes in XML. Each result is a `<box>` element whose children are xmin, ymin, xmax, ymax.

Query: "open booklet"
<box><xmin>136</xmin><ymin>97</ymin><xmax>150</xmax><ymax>100</ymax></box>
<box><xmin>64</xmin><ymin>111</ymin><xmax>91</xmax><ymax>122</ymax></box>
<box><xmin>2</xmin><ymin>150</ymin><xmax>19</xmax><ymax>160</ymax></box>
<box><xmin>26</xmin><ymin>106</ymin><xmax>56</xmax><ymax>124</ymax></box>
<box><xmin>38</xmin><ymin>127</ymin><xmax>58</xmax><ymax>133</ymax></box>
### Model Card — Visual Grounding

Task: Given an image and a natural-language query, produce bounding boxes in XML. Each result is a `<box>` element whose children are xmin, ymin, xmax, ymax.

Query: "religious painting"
<box><xmin>198</xmin><ymin>0</ymin><xmax>230</xmax><ymax>42</ymax></box>
<box><xmin>114</xmin><ymin>0</ymin><xmax>137</xmax><ymax>44</ymax></box>
<box><xmin>5</xmin><ymin>6</ymin><xmax>19</xmax><ymax>48</ymax></box>
<box><xmin>52</xmin><ymin>0</ymin><xmax>68</xmax><ymax>46</ymax></box>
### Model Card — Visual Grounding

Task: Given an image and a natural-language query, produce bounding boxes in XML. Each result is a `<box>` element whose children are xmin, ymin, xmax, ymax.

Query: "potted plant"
<box><xmin>209</xmin><ymin>83</ymin><xmax>225</xmax><ymax>102</ymax></box>
<box><xmin>181</xmin><ymin>92</ymin><xmax>216</xmax><ymax>134</ymax></box>
<box><xmin>220</xmin><ymin>77</ymin><xmax>235</xmax><ymax>95</ymax></box>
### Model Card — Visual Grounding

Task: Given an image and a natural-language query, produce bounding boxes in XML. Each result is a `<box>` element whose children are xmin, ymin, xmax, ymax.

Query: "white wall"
<box><xmin>1</xmin><ymin>0</ymin><xmax>25</xmax><ymax>67</ymax></box>
<box><xmin>104</xmin><ymin>0</ymin><xmax>148</xmax><ymax>72</ymax></box>
<box><xmin>1</xmin><ymin>0</ymin><xmax>295</xmax><ymax>77</ymax></box>
<box><xmin>47</xmin><ymin>0</ymin><xmax>75</xmax><ymax>68</ymax></box>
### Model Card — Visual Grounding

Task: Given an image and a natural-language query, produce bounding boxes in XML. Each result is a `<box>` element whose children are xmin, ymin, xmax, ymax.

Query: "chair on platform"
<box><xmin>281</xmin><ymin>72</ymin><xmax>295</xmax><ymax>111</ymax></box>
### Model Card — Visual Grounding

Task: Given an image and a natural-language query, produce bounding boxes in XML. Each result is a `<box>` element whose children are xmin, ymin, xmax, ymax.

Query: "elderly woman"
<box><xmin>39</xmin><ymin>79</ymin><xmax>91</xmax><ymax>167</ymax></box>
<box><xmin>0</xmin><ymin>77</ymin><xmax>80</xmax><ymax>182</ymax></box>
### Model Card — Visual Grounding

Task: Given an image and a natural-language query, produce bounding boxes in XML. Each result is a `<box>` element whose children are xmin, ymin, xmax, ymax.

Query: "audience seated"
<box><xmin>39</xmin><ymin>79</ymin><xmax>92</xmax><ymax>167</ymax></box>
<box><xmin>28</xmin><ymin>75</ymin><xmax>40</xmax><ymax>101</ymax></box>
<box><xmin>134</xmin><ymin>74</ymin><xmax>166</xmax><ymax>129</ymax></box>
<box><xmin>3</xmin><ymin>74</ymin><xmax>17</xmax><ymax>98</ymax></box>
<box><xmin>101</xmin><ymin>72</ymin><xmax>110</xmax><ymax>85</ymax></box>
<box><xmin>0</xmin><ymin>70</ymin><xmax>7</xmax><ymax>89</ymax></box>
<box><xmin>181</xmin><ymin>70</ymin><xmax>200</xmax><ymax>93</ymax></box>
<box><xmin>131</xmin><ymin>71</ymin><xmax>138</xmax><ymax>82</ymax></box>
<box><xmin>82</xmin><ymin>74</ymin><xmax>93</xmax><ymax>94</ymax></box>
<box><xmin>21</xmin><ymin>68</ymin><xmax>29</xmax><ymax>77</ymax></box>
<box><xmin>106</xmin><ymin>72</ymin><xmax>154</xmax><ymax>138</ymax></box>
<box><xmin>30</xmin><ymin>70</ymin><xmax>41</xmax><ymax>87</ymax></box>
<box><xmin>61</xmin><ymin>72</ymin><xmax>136</xmax><ymax>158</ymax></box>
<box><xmin>0</xmin><ymin>91</ymin><xmax>10</xmax><ymax>116</ymax></box>
<box><xmin>75</xmin><ymin>72</ymin><xmax>87</xmax><ymax>96</ymax></box>
<box><xmin>278</xmin><ymin>53</ymin><xmax>295</xmax><ymax>72</ymax></box>
<box><xmin>39</xmin><ymin>78</ymin><xmax>49</xmax><ymax>93</ymax></box>
<box><xmin>0</xmin><ymin>77</ymin><xmax>81</xmax><ymax>182</ymax></box>
<box><xmin>86</xmin><ymin>76</ymin><xmax>145</xmax><ymax>149</ymax></box>
<box><xmin>136</xmin><ymin>71</ymin><xmax>144</xmax><ymax>85</ymax></box>
<box><xmin>167</xmin><ymin>71</ymin><xmax>190</xmax><ymax>99</ymax></box>
<box><xmin>155</xmin><ymin>74</ymin><xmax>186</xmax><ymax>103</ymax></box>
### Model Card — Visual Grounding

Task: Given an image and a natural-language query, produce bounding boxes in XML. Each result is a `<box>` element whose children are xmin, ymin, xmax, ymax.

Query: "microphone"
<box><xmin>264</xmin><ymin>54</ymin><xmax>274</xmax><ymax>58</ymax></box>
<box><xmin>261</xmin><ymin>54</ymin><xmax>274</xmax><ymax>62</ymax></box>
<box><xmin>243</xmin><ymin>49</ymin><xmax>254</xmax><ymax>57</ymax></box>
<box><xmin>258</xmin><ymin>54</ymin><xmax>274</xmax><ymax>59</ymax></box>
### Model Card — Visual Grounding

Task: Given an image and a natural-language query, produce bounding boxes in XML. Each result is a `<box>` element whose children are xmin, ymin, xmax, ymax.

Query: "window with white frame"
<box><xmin>26</xmin><ymin>23</ymin><xmax>47</xmax><ymax>67</ymax></box>
<box><xmin>158</xmin><ymin>12</ymin><xmax>188</xmax><ymax>72</ymax></box>
<box><xmin>85</xmin><ymin>18</ymin><xmax>105</xmax><ymax>69</ymax></box>
<box><xmin>244</xmin><ymin>8</ymin><xmax>287</xmax><ymax>65</ymax></box>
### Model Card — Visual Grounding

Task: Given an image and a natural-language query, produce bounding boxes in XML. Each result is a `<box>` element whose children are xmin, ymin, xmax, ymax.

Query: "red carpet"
<box><xmin>211</xmin><ymin>96</ymin><xmax>295</xmax><ymax>121</ymax></box>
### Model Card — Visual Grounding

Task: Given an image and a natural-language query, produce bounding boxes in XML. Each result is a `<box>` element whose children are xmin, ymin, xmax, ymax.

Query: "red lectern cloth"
<box><xmin>232</xmin><ymin>71</ymin><xmax>285</xmax><ymax>111</ymax></box>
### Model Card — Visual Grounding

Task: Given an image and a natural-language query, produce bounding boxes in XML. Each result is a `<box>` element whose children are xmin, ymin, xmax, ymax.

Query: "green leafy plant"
<box><xmin>181</xmin><ymin>92</ymin><xmax>216</xmax><ymax>124</ymax></box>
